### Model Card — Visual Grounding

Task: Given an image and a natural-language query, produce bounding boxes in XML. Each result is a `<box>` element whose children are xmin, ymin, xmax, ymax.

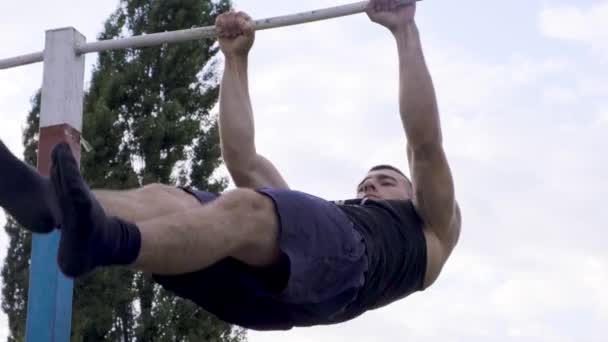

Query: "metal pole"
<box><xmin>25</xmin><ymin>27</ymin><xmax>85</xmax><ymax>342</ymax></box>
<box><xmin>0</xmin><ymin>0</ymin><xmax>421</xmax><ymax>69</ymax></box>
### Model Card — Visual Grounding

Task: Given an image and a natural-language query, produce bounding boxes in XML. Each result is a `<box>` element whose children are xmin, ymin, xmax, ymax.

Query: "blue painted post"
<box><xmin>25</xmin><ymin>27</ymin><xmax>86</xmax><ymax>342</ymax></box>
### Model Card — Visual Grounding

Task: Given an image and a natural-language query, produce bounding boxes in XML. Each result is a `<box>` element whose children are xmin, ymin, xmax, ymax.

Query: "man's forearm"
<box><xmin>218</xmin><ymin>56</ymin><xmax>289</xmax><ymax>189</ymax></box>
<box><xmin>219</xmin><ymin>56</ymin><xmax>257</xmax><ymax>169</ymax></box>
<box><xmin>394</xmin><ymin>24</ymin><xmax>442</xmax><ymax>148</ymax></box>
<box><xmin>216</xmin><ymin>13</ymin><xmax>288</xmax><ymax>189</ymax></box>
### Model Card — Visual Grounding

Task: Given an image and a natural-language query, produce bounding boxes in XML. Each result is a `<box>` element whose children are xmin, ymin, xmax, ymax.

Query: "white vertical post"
<box><xmin>26</xmin><ymin>27</ymin><xmax>86</xmax><ymax>342</ymax></box>
<box><xmin>39</xmin><ymin>27</ymin><xmax>86</xmax><ymax>130</ymax></box>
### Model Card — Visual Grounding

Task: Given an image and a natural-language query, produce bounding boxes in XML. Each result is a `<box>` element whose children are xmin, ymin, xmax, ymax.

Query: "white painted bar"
<box><xmin>0</xmin><ymin>0</ymin><xmax>420</xmax><ymax>70</ymax></box>
<box><xmin>0</xmin><ymin>52</ymin><xmax>44</xmax><ymax>69</ymax></box>
<box><xmin>78</xmin><ymin>0</ymin><xmax>421</xmax><ymax>54</ymax></box>
<box><xmin>39</xmin><ymin>28</ymin><xmax>86</xmax><ymax>130</ymax></box>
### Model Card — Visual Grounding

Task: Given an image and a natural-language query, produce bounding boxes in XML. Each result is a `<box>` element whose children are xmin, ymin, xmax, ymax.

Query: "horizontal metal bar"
<box><xmin>0</xmin><ymin>52</ymin><xmax>44</xmax><ymax>70</ymax></box>
<box><xmin>78</xmin><ymin>0</ymin><xmax>420</xmax><ymax>54</ymax></box>
<box><xmin>0</xmin><ymin>0</ymin><xmax>421</xmax><ymax>70</ymax></box>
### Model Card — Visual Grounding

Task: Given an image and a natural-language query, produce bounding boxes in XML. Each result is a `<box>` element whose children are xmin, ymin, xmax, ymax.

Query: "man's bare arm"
<box><xmin>217</xmin><ymin>12</ymin><xmax>288</xmax><ymax>189</ymax></box>
<box><xmin>398</xmin><ymin>23</ymin><xmax>457</xmax><ymax>242</ymax></box>
<box><xmin>368</xmin><ymin>1</ymin><xmax>458</xmax><ymax>243</ymax></box>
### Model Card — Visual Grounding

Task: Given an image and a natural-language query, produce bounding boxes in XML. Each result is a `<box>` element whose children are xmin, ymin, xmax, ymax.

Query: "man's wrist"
<box><xmin>391</xmin><ymin>22</ymin><xmax>417</xmax><ymax>39</ymax></box>
<box><xmin>225</xmin><ymin>54</ymin><xmax>249</xmax><ymax>67</ymax></box>
<box><xmin>392</xmin><ymin>22</ymin><xmax>420</xmax><ymax>50</ymax></box>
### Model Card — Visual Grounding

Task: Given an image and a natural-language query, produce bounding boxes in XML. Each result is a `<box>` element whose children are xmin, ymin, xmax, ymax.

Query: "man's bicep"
<box><xmin>250</xmin><ymin>154</ymin><xmax>289</xmax><ymax>190</ymax></box>
<box><xmin>409</xmin><ymin>143</ymin><xmax>456</xmax><ymax>241</ymax></box>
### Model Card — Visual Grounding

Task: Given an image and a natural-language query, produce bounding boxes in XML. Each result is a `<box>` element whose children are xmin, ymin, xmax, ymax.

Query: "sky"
<box><xmin>0</xmin><ymin>0</ymin><xmax>607</xmax><ymax>341</ymax></box>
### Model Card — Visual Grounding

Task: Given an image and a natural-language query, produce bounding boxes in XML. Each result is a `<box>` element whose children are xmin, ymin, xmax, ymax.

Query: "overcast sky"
<box><xmin>1</xmin><ymin>0</ymin><xmax>607</xmax><ymax>341</ymax></box>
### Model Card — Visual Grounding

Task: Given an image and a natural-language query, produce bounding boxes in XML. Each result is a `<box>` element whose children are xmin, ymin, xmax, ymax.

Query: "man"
<box><xmin>0</xmin><ymin>0</ymin><xmax>460</xmax><ymax>331</ymax></box>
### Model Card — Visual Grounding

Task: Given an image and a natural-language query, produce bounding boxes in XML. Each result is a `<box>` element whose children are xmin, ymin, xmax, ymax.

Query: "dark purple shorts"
<box><xmin>153</xmin><ymin>187</ymin><xmax>368</xmax><ymax>330</ymax></box>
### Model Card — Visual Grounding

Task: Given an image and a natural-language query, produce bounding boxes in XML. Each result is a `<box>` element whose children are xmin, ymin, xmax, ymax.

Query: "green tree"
<box><xmin>2</xmin><ymin>0</ymin><xmax>246</xmax><ymax>340</ymax></box>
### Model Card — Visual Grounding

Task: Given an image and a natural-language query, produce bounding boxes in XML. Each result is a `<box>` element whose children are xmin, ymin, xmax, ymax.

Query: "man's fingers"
<box><xmin>217</xmin><ymin>10</ymin><xmax>254</xmax><ymax>41</ymax></box>
<box><xmin>237</xmin><ymin>14</ymin><xmax>255</xmax><ymax>35</ymax></box>
<box><xmin>237</xmin><ymin>11</ymin><xmax>252</xmax><ymax>22</ymax></box>
<box><xmin>216</xmin><ymin>12</ymin><xmax>234</xmax><ymax>37</ymax></box>
<box><xmin>217</xmin><ymin>27</ymin><xmax>230</xmax><ymax>39</ymax></box>
<box><xmin>225</xmin><ymin>13</ymin><xmax>237</xmax><ymax>36</ymax></box>
<box><xmin>369</xmin><ymin>0</ymin><xmax>391</xmax><ymax>14</ymax></box>
<box><xmin>215</xmin><ymin>13</ymin><xmax>227</xmax><ymax>29</ymax></box>
<box><xmin>236</xmin><ymin>11</ymin><xmax>255</xmax><ymax>36</ymax></box>
<box><xmin>365</xmin><ymin>0</ymin><xmax>375</xmax><ymax>15</ymax></box>
<box><xmin>217</xmin><ymin>11</ymin><xmax>235</xmax><ymax>37</ymax></box>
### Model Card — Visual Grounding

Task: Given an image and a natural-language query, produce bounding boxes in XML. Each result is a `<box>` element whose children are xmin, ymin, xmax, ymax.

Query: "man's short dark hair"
<box><xmin>369</xmin><ymin>164</ymin><xmax>411</xmax><ymax>185</ymax></box>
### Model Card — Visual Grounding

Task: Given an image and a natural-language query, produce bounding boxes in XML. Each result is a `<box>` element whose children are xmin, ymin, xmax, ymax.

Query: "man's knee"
<box><xmin>219</xmin><ymin>189</ymin><xmax>276</xmax><ymax>220</ymax></box>
<box><xmin>219</xmin><ymin>189</ymin><xmax>278</xmax><ymax>237</ymax></box>
<box><xmin>219</xmin><ymin>189</ymin><xmax>281</xmax><ymax>266</ymax></box>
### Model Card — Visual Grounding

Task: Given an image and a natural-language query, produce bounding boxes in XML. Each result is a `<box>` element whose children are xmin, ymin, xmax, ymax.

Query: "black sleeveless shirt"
<box><xmin>330</xmin><ymin>198</ymin><xmax>428</xmax><ymax>322</ymax></box>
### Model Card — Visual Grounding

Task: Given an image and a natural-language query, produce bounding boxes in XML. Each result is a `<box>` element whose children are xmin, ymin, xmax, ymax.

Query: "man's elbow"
<box><xmin>223</xmin><ymin>157</ymin><xmax>257</xmax><ymax>188</ymax></box>
<box><xmin>435</xmin><ymin>201</ymin><xmax>461</xmax><ymax>245</ymax></box>
<box><xmin>221</xmin><ymin>142</ymin><xmax>255</xmax><ymax>167</ymax></box>
<box><xmin>227</xmin><ymin>168</ymin><xmax>258</xmax><ymax>189</ymax></box>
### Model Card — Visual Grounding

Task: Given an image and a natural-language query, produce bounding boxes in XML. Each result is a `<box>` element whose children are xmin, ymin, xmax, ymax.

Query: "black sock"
<box><xmin>95</xmin><ymin>217</ymin><xmax>141</xmax><ymax>267</ymax></box>
<box><xmin>0</xmin><ymin>140</ymin><xmax>60</xmax><ymax>233</ymax></box>
<box><xmin>51</xmin><ymin>142</ymin><xmax>141</xmax><ymax>277</ymax></box>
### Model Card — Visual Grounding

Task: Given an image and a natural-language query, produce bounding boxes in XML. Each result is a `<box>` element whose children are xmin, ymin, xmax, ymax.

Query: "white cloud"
<box><xmin>539</xmin><ymin>1</ymin><xmax>608</xmax><ymax>58</ymax></box>
<box><xmin>598</xmin><ymin>108</ymin><xmax>608</xmax><ymax>124</ymax></box>
<box><xmin>542</xmin><ymin>84</ymin><xmax>578</xmax><ymax>105</ymax></box>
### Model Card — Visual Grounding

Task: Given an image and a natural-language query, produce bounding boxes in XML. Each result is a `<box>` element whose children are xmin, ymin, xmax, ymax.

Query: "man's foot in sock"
<box><xmin>51</xmin><ymin>142</ymin><xmax>110</xmax><ymax>278</ymax></box>
<box><xmin>52</xmin><ymin>143</ymin><xmax>143</xmax><ymax>278</ymax></box>
<box><xmin>0</xmin><ymin>140</ymin><xmax>60</xmax><ymax>233</ymax></box>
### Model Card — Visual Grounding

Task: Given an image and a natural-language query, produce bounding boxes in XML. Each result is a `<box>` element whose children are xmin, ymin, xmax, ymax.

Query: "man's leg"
<box><xmin>0</xmin><ymin>140</ymin><xmax>60</xmax><ymax>233</ymax></box>
<box><xmin>133</xmin><ymin>189</ymin><xmax>282</xmax><ymax>275</ymax></box>
<box><xmin>93</xmin><ymin>184</ymin><xmax>201</xmax><ymax>223</ymax></box>
<box><xmin>0</xmin><ymin>139</ymin><xmax>199</xmax><ymax>231</ymax></box>
<box><xmin>51</xmin><ymin>143</ymin><xmax>281</xmax><ymax>278</ymax></box>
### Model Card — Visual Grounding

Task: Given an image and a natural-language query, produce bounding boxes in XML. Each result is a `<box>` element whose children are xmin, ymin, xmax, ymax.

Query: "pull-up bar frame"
<box><xmin>0</xmin><ymin>1</ymin><xmax>420</xmax><ymax>341</ymax></box>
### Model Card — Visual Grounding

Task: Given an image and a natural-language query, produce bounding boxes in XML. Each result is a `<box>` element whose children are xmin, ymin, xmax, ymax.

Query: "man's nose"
<box><xmin>363</xmin><ymin>182</ymin><xmax>376</xmax><ymax>192</ymax></box>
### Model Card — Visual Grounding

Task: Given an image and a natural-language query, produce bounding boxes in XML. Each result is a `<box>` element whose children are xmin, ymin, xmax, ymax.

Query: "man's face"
<box><xmin>356</xmin><ymin>169</ymin><xmax>413</xmax><ymax>201</ymax></box>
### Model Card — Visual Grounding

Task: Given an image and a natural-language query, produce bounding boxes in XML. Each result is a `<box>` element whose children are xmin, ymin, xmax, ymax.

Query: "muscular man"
<box><xmin>0</xmin><ymin>0</ymin><xmax>460</xmax><ymax>330</ymax></box>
